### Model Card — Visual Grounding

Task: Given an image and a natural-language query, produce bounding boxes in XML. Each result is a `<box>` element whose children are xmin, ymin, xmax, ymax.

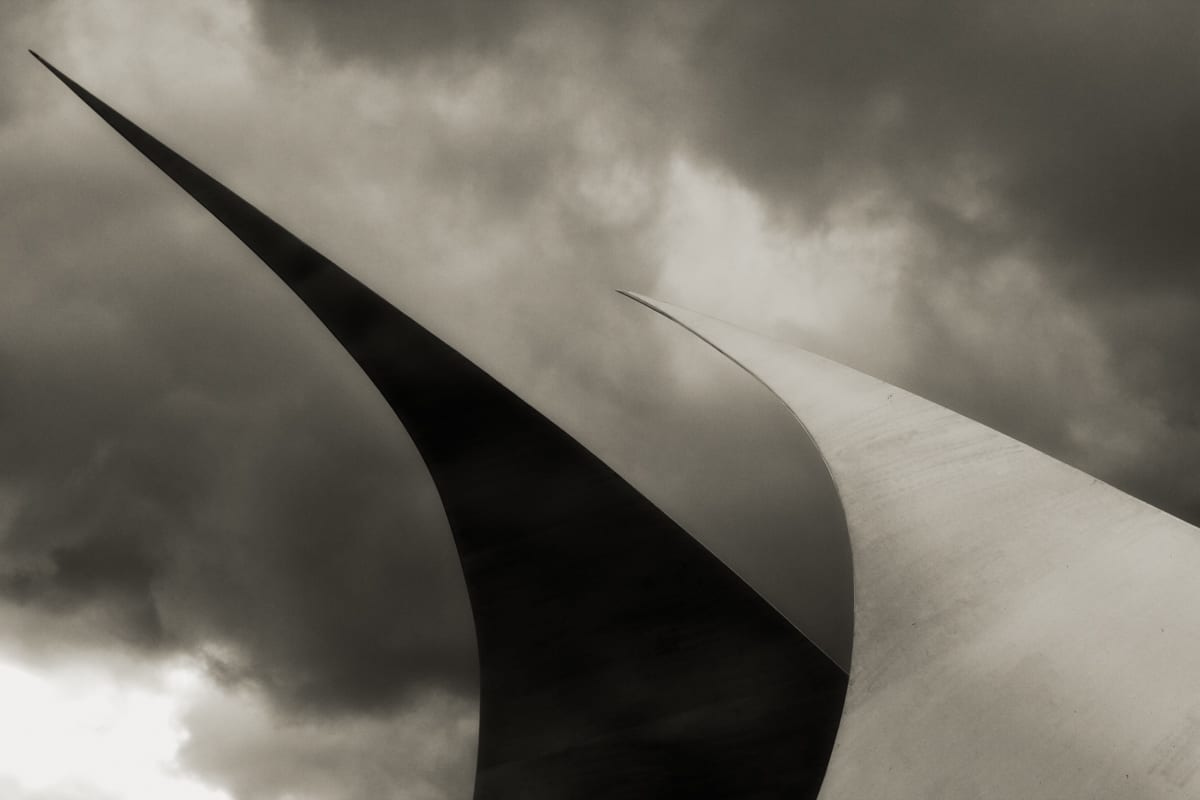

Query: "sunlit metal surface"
<box><xmin>628</xmin><ymin>291</ymin><xmax>1200</xmax><ymax>800</ymax></box>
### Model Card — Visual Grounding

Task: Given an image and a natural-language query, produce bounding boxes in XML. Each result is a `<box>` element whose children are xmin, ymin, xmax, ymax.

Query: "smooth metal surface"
<box><xmin>36</xmin><ymin>55</ymin><xmax>850</xmax><ymax>799</ymax></box>
<box><xmin>627</xmin><ymin>292</ymin><xmax>1200</xmax><ymax>799</ymax></box>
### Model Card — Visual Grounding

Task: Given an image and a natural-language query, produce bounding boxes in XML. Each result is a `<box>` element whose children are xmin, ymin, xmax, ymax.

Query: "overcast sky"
<box><xmin>3</xmin><ymin>2</ymin><xmax>1199</xmax><ymax>799</ymax></box>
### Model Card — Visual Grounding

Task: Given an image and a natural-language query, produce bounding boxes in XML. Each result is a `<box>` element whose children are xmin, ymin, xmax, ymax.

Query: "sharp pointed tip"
<box><xmin>616</xmin><ymin>289</ymin><xmax>657</xmax><ymax>311</ymax></box>
<box><xmin>28</xmin><ymin>51</ymin><xmax>89</xmax><ymax>101</ymax></box>
<box><xmin>28</xmin><ymin>49</ymin><xmax>63</xmax><ymax>78</ymax></box>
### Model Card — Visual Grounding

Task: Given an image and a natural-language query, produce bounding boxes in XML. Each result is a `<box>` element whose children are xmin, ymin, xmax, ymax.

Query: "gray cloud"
<box><xmin>251</xmin><ymin>0</ymin><xmax>538</xmax><ymax>67</ymax></box>
<box><xmin>5</xmin><ymin>0</ymin><xmax>841</xmax><ymax>773</ymax></box>
<box><xmin>181</xmin><ymin>682</ymin><xmax>477</xmax><ymax>800</ymax></box>
<box><xmin>671</xmin><ymin>3</ymin><xmax>1200</xmax><ymax>445</ymax></box>
<box><xmin>251</xmin><ymin>0</ymin><xmax>1200</xmax><ymax>524</ymax></box>
<box><xmin>678</xmin><ymin>2</ymin><xmax>1200</xmax><ymax>269</ymax></box>
<box><xmin>7</xmin><ymin>1</ymin><xmax>1200</xmax><ymax>797</ymax></box>
<box><xmin>0</xmin><ymin>130</ymin><xmax>478</xmax><ymax>711</ymax></box>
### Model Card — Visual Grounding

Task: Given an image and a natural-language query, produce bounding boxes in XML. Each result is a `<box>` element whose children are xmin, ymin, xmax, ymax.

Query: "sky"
<box><xmin>2</xmin><ymin>1</ymin><xmax>1199</xmax><ymax>798</ymax></box>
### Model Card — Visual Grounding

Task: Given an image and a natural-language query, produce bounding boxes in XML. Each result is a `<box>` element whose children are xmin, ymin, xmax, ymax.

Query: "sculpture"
<box><xmin>36</xmin><ymin>51</ymin><xmax>1200</xmax><ymax>799</ymax></box>
<box><xmin>33</xmin><ymin>54</ymin><xmax>846</xmax><ymax>800</ymax></box>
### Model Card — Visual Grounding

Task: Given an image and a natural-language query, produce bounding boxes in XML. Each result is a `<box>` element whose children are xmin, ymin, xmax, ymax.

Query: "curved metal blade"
<box><xmin>34</xmin><ymin>53</ymin><xmax>847</xmax><ymax>799</ymax></box>
<box><xmin>622</xmin><ymin>290</ymin><xmax>1200</xmax><ymax>800</ymax></box>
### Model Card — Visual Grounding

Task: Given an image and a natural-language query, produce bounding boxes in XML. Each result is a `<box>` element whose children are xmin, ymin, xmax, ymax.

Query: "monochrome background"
<box><xmin>2</xmin><ymin>2</ymin><xmax>1197</xmax><ymax>798</ymax></box>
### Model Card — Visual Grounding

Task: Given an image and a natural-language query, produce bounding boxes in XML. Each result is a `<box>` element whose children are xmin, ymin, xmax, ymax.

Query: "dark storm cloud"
<box><xmin>7</xmin><ymin>3</ymin><xmax>1200</xmax><ymax>796</ymax></box>
<box><xmin>247</xmin><ymin>0</ymin><xmax>1200</xmax><ymax>278</ymax></box>
<box><xmin>0</xmin><ymin>122</ymin><xmax>477</xmax><ymax>712</ymax></box>
<box><xmin>675</xmin><ymin>1</ymin><xmax>1200</xmax><ymax>278</ymax></box>
<box><xmin>252</xmin><ymin>0</ymin><xmax>537</xmax><ymax>65</ymax></box>
<box><xmin>675</xmin><ymin>3</ymin><xmax>1200</xmax><ymax>446</ymax></box>
<box><xmin>3</xmin><ymin>7</ymin><xmax>831</xmax><ymax>732</ymax></box>
<box><xmin>249</xmin><ymin>0</ymin><xmax>665</xmax><ymax>71</ymax></box>
<box><xmin>249</xmin><ymin>0</ymin><xmax>1200</xmax><ymax>522</ymax></box>
<box><xmin>672</xmin><ymin>1</ymin><xmax>1200</xmax><ymax>520</ymax></box>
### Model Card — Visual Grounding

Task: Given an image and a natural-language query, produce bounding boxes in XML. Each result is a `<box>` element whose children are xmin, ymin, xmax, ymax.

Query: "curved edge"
<box><xmin>619</xmin><ymin>290</ymin><xmax>855</xmax><ymax>675</ymax></box>
<box><xmin>621</xmin><ymin>290</ymin><xmax>1200</xmax><ymax>800</ymax></box>
<box><xmin>30</xmin><ymin>52</ymin><xmax>854</xmax><ymax>796</ymax></box>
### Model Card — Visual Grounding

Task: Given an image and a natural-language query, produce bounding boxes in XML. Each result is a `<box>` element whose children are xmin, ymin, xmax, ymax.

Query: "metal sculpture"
<box><xmin>33</xmin><ymin>54</ymin><xmax>847</xmax><ymax>800</ymax></box>
<box><xmin>627</xmin><ymin>292</ymin><xmax>1200</xmax><ymax>800</ymax></box>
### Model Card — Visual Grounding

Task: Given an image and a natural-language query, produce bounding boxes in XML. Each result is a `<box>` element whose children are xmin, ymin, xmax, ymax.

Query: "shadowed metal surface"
<box><xmin>35</xmin><ymin>54</ymin><xmax>850</xmax><ymax>799</ymax></box>
<box><xmin>626</xmin><ymin>292</ymin><xmax>1200</xmax><ymax>800</ymax></box>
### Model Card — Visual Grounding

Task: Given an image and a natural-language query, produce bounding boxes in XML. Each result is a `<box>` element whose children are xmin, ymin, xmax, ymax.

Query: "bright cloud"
<box><xmin>0</xmin><ymin>655</ymin><xmax>230</xmax><ymax>800</ymax></box>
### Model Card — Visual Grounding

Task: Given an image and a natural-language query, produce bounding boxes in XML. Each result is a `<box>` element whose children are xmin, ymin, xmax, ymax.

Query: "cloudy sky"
<box><xmin>2</xmin><ymin>1</ymin><xmax>1199</xmax><ymax>798</ymax></box>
